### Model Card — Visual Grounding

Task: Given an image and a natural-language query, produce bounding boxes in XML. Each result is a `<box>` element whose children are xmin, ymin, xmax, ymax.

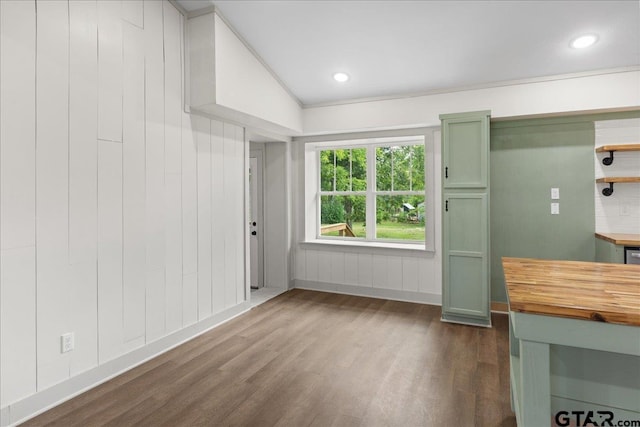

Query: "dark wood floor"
<box><xmin>24</xmin><ymin>289</ymin><xmax>517</xmax><ymax>427</ymax></box>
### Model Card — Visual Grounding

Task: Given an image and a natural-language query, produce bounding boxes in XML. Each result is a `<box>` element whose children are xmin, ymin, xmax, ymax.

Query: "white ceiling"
<box><xmin>177</xmin><ymin>0</ymin><xmax>640</xmax><ymax>107</ymax></box>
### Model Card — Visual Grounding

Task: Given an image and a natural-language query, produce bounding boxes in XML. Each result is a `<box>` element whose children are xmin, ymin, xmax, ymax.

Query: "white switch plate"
<box><xmin>61</xmin><ymin>333</ymin><xmax>74</xmax><ymax>353</ymax></box>
<box><xmin>551</xmin><ymin>188</ymin><xmax>560</xmax><ymax>200</ymax></box>
<box><xmin>551</xmin><ymin>203</ymin><xmax>560</xmax><ymax>215</ymax></box>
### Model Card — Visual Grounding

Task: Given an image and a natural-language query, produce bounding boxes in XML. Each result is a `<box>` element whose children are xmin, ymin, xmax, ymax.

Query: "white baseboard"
<box><xmin>294</xmin><ymin>279</ymin><xmax>442</xmax><ymax>306</ymax></box>
<box><xmin>2</xmin><ymin>301</ymin><xmax>252</xmax><ymax>427</ymax></box>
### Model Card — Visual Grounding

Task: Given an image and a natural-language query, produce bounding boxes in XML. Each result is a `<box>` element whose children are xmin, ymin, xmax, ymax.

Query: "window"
<box><xmin>308</xmin><ymin>132</ymin><xmax>433</xmax><ymax>248</ymax></box>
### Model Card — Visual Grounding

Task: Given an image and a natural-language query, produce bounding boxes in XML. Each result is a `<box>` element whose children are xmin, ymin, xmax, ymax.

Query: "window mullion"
<box><xmin>391</xmin><ymin>148</ymin><xmax>394</xmax><ymax>191</ymax></box>
<box><xmin>333</xmin><ymin>150</ymin><xmax>336</xmax><ymax>192</ymax></box>
<box><xmin>409</xmin><ymin>146</ymin><xmax>413</xmax><ymax>191</ymax></box>
<box><xmin>366</xmin><ymin>146</ymin><xmax>376</xmax><ymax>240</ymax></box>
<box><xmin>349</xmin><ymin>149</ymin><xmax>353</xmax><ymax>192</ymax></box>
<box><xmin>316</xmin><ymin>150</ymin><xmax>321</xmax><ymax>238</ymax></box>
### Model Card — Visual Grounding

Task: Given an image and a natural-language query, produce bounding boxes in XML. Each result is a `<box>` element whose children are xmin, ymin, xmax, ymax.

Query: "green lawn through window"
<box><xmin>321</xmin><ymin>221</ymin><xmax>425</xmax><ymax>241</ymax></box>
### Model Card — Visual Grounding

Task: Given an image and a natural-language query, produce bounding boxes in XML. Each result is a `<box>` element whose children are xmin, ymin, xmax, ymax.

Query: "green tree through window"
<box><xmin>319</xmin><ymin>141</ymin><xmax>425</xmax><ymax>242</ymax></box>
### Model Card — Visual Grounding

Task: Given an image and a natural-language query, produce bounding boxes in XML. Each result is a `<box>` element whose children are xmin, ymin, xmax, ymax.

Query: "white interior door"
<box><xmin>249</xmin><ymin>152</ymin><xmax>264</xmax><ymax>288</ymax></box>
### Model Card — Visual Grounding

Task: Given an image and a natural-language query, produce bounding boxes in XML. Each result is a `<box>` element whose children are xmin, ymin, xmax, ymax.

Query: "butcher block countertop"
<box><xmin>503</xmin><ymin>257</ymin><xmax>640</xmax><ymax>327</ymax></box>
<box><xmin>595</xmin><ymin>232</ymin><xmax>640</xmax><ymax>246</ymax></box>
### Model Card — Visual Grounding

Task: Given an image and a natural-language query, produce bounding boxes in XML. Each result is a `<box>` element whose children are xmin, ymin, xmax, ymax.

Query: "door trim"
<box><xmin>249</xmin><ymin>147</ymin><xmax>265</xmax><ymax>289</ymax></box>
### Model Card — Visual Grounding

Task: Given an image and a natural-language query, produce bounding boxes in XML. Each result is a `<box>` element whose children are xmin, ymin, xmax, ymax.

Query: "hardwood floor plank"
<box><xmin>22</xmin><ymin>290</ymin><xmax>516</xmax><ymax>427</ymax></box>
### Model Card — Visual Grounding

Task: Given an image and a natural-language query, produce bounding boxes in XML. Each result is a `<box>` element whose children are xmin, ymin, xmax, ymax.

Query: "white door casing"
<box><xmin>249</xmin><ymin>151</ymin><xmax>264</xmax><ymax>288</ymax></box>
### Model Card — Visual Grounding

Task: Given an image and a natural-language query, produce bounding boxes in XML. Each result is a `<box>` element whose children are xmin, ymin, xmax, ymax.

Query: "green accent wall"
<box><xmin>489</xmin><ymin>111</ymin><xmax>640</xmax><ymax>303</ymax></box>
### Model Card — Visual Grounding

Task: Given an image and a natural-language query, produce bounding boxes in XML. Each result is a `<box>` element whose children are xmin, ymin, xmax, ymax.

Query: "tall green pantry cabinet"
<box><xmin>440</xmin><ymin>111</ymin><xmax>491</xmax><ymax>327</ymax></box>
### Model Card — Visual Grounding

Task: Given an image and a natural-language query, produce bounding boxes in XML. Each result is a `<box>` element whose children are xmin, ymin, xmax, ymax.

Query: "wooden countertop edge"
<box><xmin>503</xmin><ymin>257</ymin><xmax>640</xmax><ymax>327</ymax></box>
<box><xmin>508</xmin><ymin>303</ymin><xmax>640</xmax><ymax>327</ymax></box>
<box><xmin>595</xmin><ymin>232</ymin><xmax>640</xmax><ymax>246</ymax></box>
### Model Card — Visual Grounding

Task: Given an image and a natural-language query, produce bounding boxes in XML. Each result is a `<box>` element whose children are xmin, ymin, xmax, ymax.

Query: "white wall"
<box><xmin>188</xmin><ymin>12</ymin><xmax>303</xmax><ymax>136</ymax></box>
<box><xmin>0</xmin><ymin>1</ymin><xmax>247</xmax><ymax>424</ymax></box>
<box><xmin>302</xmin><ymin>71</ymin><xmax>640</xmax><ymax>135</ymax></box>
<box><xmin>263</xmin><ymin>142</ymin><xmax>290</xmax><ymax>288</ymax></box>
<box><xmin>594</xmin><ymin>118</ymin><xmax>640</xmax><ymax>234</ymax></box>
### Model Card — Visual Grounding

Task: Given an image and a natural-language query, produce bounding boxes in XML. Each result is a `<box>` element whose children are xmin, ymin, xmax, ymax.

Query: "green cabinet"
<box><xmin>595</xmin><ymin>238</ymin><xmax>625</xmax><ymax>263</ymax></box>
<box><xmin>441</xmin><ymin>111</ymin><xmax>491</xmax><ymax>327</ymax></box>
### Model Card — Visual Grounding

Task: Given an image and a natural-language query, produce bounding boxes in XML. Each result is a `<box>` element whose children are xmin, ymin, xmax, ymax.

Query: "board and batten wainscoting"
<box><xmin>0</xmin><ymin>2</ymin><xmax>249</xmax><ymax>425</ymax></box>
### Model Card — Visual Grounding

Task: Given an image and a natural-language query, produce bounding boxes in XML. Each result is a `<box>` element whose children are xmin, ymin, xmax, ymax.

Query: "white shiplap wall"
<box><xmin>594</xmin><ymin>118</ymin><xmax>640</xmax><ymax>234</ymax></box>
<box><xmin>0</xmin><ymin>0</ymin><xmax>247</xmax><ymax>420</ymax></box>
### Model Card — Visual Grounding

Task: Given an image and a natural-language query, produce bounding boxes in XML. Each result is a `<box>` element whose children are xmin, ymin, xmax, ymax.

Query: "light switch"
<box><xmin>551</xmin><ymin>187</ymin><xmax>560</xmax><ymax>200</ymax></box>
<box><xmin>551</xmin><ymin>203</ymin><xmax>560</xmax><ymax>215</ymax></box>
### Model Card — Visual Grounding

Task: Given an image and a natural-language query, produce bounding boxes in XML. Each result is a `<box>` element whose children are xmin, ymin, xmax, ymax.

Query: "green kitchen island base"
<box><xmin>503</xmin><ymin>257</ymin><xmax>640</xmax><ymax>426</ymax></box>
<box><xmin>509</xmin><ymin>312</ymin><xmax>640</xmax><ymax>426</ymax></box>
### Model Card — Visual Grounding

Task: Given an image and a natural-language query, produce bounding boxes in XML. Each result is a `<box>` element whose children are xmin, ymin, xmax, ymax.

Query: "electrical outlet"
<box><xmin>551</xmin><ymin>203</ymin><xmax>560</xmax><ymax>215</ymax></box>
<box><xmin>551</xmin><ymin>187</ymin><xmax>560</xmax><ymax>200</ymax></box>
<box><xmin>61</xmin><ymin>333</ymin><xmax>74</xmax><ymax>353</ymax></box>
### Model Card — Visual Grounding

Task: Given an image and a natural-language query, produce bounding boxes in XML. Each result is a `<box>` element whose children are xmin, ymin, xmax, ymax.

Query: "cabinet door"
<box><xmin>442</xmin><ymin>193</ymin><xmax>489</xmax><ymax>322</ymax></box>
<box><xmin>442</xmin><ymin>112</ymin><xmax>489</xmax><ymax>189</ymax></box>
<box><xmin>595</xmin><ymin>238</ymin><xmax>625</xmax><ymax>264</ymax></box>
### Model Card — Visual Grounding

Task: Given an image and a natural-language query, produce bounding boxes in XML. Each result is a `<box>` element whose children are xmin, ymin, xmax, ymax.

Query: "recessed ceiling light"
<box><xmin>333</xmin><ymin>72</ymin><xmax>350</xmax><ymax>83</ymax></box>
<box><xmin>571</xmin><ymin>34</ymin><xmax>598</xmax><ymax>49</ymax></box>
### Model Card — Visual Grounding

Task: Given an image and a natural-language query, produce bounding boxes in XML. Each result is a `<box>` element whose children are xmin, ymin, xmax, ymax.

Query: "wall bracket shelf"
<box><xmin>596</xmin><ymin>177</ymin><xmax>640</xmax><ymax>196</ymax></box>
<box><xmin>595</xmin><ymin>144</ymin><xmax>640</xmax><ymax>166</ymax></box>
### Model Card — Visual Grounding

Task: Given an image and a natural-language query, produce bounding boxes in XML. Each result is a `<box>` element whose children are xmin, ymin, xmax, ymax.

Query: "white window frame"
<box><xmin>301</xmin><ymin>128</ymin><xmax>436</xmax><ymax>253</ymax></box>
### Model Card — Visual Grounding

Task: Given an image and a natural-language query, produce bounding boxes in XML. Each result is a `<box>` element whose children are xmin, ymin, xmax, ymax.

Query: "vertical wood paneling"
<box><xmin>122</xmin><ymin>23</ymin><xmax>146</xmax><ymax>343</ymax></box>
<box><xmin>371</xmin><ymin>255</ymin><xmax>388</xmax><ymax>289</ymax></box>
<box><xmin>165</xmin><ymin>172</ymin><xmax>183</xmax><ymax>332</ymax></box>
<box><xmin>419</xmin><ymin>257</ymin><xmax>436</xmax><ymax>294</ymax></box>
<box><xmin>196</xmin><ymin>117</ymin><xmax>212</xmax><ymax>319</ymax></box>
<box><xmin>164</xmin><ymin>1</ymin><xmax>183</xmax><ymax>333</ymax></box>
<box><xmin>68</xmin><ymin>0</ymin><xmax>99</xmax><ymax>376</ymax></box>
<box><xmin>36</xmin><ymin>0</ymin><xmax>71</xmax><ymax>390</ymax></box>
<box><xmin>97</xmin><ymin>141</ymin><xmax>123</xmax><ymax>363</ymax></box>
<box><xmin>144</xmin><ymin>268</ymin><xmax>165</xmax><ymax>343</ymax></box>
<box><xmin>182</xmin><ymin>273</ymin><xmax>198</xmax><ymax>326</ymax></box>
<box><xmin>122</xmin><ymin>0</ymin><xmax>143</xmax><ymax>28</ymax></box>
<box><xmin>182</xmin><ymin>113</ymin><xmax>198</xmax><ymax>325</ymax></box>
<box><xmin>0</xmin><ymin>0</ymin><xmax>255</xmax><ymax>412</ymax></box>
<box><xmin>386</xmin><ymin>256</ymin><xmax>402</xmax><ymax>290</ymax></box>
<box><xmin>402</xmin><ymin>257</ymin><xmax>419</xmax><ymax>292</ymax></box>
<box><xmin>235</xmin><ymin>127</ymin><xmax>245</xmax><ymax>303</ymax></box>
<box><xmin>418</xmin><ymin>258</ymin><xmax>430</xmax><ymax>295</ymax></box>
<box><xmin>143</xmin><ymin>0</ymin><xmax>165</xmax><ymax>343</ymax></box>
<box><xmin>210</xmin><ymin>120</ymin><xmax>226</xmax><ymax>314</ymax></box>
<box><xmin>357</xmin><ymin>253</ymin><xmax>373</xmax><ymax>287</ymax></box>
<box><xmin>223</xmin><ymin>124</ymin><xmax>238</xmax><ymax>309</ymax></box>
<box><xmin>330</xmin><ymin>252</ymin><xmax>345</xmax><ymax>284</ymax></box>
<box><xmin>1</xmin><ymin>248</ymin><xmax>37</xmax><ymax>406</ymax></box>
<box><xmin>0</xmin><ymin>0</ymin><xmax>36</xmax><ymax>252</ymax></box>
<box><xmin>97</xmin><ymin>0</ymin><xmax>122</xmax><ymax>142</ymax></box>
<box><xmin>317</xmin><ymin>251</ymin><xmax>331</xmax><ymax>283</ymax></box>
<box><xmin>163</xmin><ymin>2</ymin><xmax>182</xmax><ymax>176</ymax></box>
<box><xmin>0</xmin><ymin>0</ymin><xmax>37</xmax><ymax>406</ymax></box>
<box><xmin>305</xmin><ymin>250</ymin><xmax>319</xmax><ymax>282</ymax></box>
<box><xmin>343</xmin><ymin>253</ymin><xmax>358</xmax><ymax>285</ymax></box>
<box><xmin>294</xmin><ymin>249</ymin><xmax>306</xmax><ymax>280</ymax></box>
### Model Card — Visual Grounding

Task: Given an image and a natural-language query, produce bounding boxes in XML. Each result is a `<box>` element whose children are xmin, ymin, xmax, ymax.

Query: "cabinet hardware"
<box><xmin>445</xmin><ymin>200</ymin><xmax>448</xmax><ymax>212</ymax></box>
<box><xmin>445</xmin><ymin>167</ymin><xmax>448</xmax><ymax>179</ymax></box>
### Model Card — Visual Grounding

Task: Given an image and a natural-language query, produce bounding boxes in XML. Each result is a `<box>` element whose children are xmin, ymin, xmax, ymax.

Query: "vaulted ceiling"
<box><xmin>177</xmin><ymin>0</ymin><xmax>640</xmax><ymax>106</ymax></box>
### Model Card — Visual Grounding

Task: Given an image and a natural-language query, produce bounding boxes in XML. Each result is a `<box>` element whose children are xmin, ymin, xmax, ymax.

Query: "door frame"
<box><xmin>249</xmin><ymin>146</ymin><xmax>265</xmax><ymax>289</ymax></box>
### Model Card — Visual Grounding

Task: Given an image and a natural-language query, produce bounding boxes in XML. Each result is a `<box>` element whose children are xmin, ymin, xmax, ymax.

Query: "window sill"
<box><xmin>300</xmin><ymin>239</ymin><xmax>434</xmax><ymax>257</ymax></box>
